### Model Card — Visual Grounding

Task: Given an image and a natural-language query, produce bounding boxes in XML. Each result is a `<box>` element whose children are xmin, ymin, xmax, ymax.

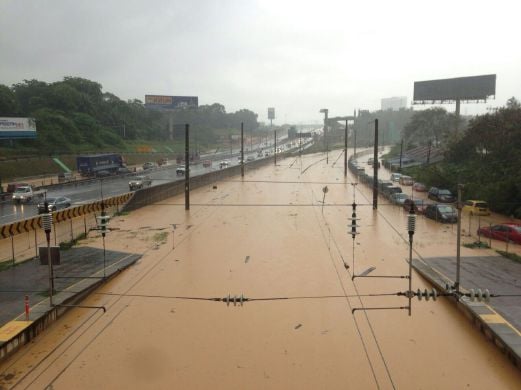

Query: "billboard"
<box><xmin>268</xmin><ymin>107</ymin><xmax>275</xmax><ymax>120</ymax></box>
<box><xmin>413</xmin><ymin>74</ymin><xmax>496</xmax><ymax>103</ymax></box>
<box><xmin>0</xmin><ymin>117</ymin><xmax>37</xmax><ymax>139</ymax></box>
<box><xmin>145</xmin><ymin>95</ymin><xmax>198</xmax><ymax>110</ymax></box>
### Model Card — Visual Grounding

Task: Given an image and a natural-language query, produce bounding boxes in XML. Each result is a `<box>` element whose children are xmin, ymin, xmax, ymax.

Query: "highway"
<box><xmin>0</xmin><ymin>151</ymin><xmax>519</xmax><ymax>389</ymax></box>
<box><xmin>0</xmin><ymin>137</ymin><xmax>313</xmax><ymax>225</ymax></box>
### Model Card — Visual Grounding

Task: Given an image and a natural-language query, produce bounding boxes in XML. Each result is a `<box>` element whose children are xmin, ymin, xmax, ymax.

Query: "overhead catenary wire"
<box><xmin>310</xmin><ymin>185</ymin><xmax>398</xmax><ymax>389</ymax></box>
<box><xmin>307</xmin><ymin>184</ymin><xmax>384</xmax><ymax>389</ymax></box>
<box><xmin>4</xmin><ymin>202</ymin><xmax>221</xmax><ymax>388</ymax></box>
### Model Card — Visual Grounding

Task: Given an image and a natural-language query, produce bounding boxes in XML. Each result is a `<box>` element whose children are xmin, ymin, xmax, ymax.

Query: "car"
<box><xmin>58</xmin><ymin>172</ymin><xmax>73</xmax><ymax>183</ymax></box>
<box><xmin>399</xmin><ymin>175</ymin><xmax>414</xmax><ymax>186</ymax></box>
<box><xmin>128</xmin><ymin>175</ymin><xmax>152</xmax><ymax>190</ymax></box>
<box><xmin>367</xmin><ymin>157</ymin><xmax>374</xmax><ymax>165</ymax></box>
<box><xmin>478</xmin><ymin>223</ymin><xmax>521</xmax><ymax>244</ymax></box>
<box><xmin>202</xmin><ymin>160</ymin><xmax>212</xmax><ymax>167</ymax></box>
<box><xmin>176</xmin><ymin>167</ymin><xmax>186</xmax><ymax>176</ymax></box>
<box><xmin>37</xmin><ymin>196</ymin><xmax>71</xmax><ymax>213</ymax></box>
<box><xmin>462</xmin><ymin>200</ymin><xmax>491</xmax><ymax>216</ymax></box>
<box><xmin>95</xmin><ymin>170</ymin><xmax>111</xmax><ymax>178</ymax></box>
<box><xmin>6</xmin><ymin>182</ymin><xmax>30</xmax><ymax>193</ymax></box>
<box><xmin>390</xmin><ymin>192</ymin><xmax>409</xmax><ymax>205</ymax></box>
<box><xmin>403</xmin><ymin>198</ymin><xmax>428</xmax><ymax>214</ymax></box>
<box><xmin>390</xmin><ymin>173</ymin><xmax>402</xmax><ymax>182</ymax></box>
<box><xmin>378</xmin><ymin>180</ymin><xmax>393</xmax><ymax>192</ymax></box>
<box><xmin>428</xmin><ymin>187</ymin><xmax>456</xmax><ymax>203</ymax></box>
<box><xmin>142</xmin><ymin>162</ymin><xmax>157</xmax><ymax>170</ymax></box>
<box><xmin>219</xmin><ymin>160</ymin><xmax>229</xmax><ymax>169</ymax></box>
<box><xmin>384</xmin><ymin>186</ymin><xmax>403</xmax><ymax>199</ymax></box>
<box><xmin>424</xmin><ymin>204</ymin><xmax>458</xmax><ymax>223</ymax></box>
<box><xmin>117</xmin><ymin>166</ymin><xmax>132</xmax><ymax>174</ymax></box>
<box><xmin>412</xmin><ymin>182</ymin><xmax>427</xmax><ymax>192</ymax></box>
<box><xmin>246</xmin><ymin>156</ymin><xmax>255</xmax><ymax>162</ymax></box>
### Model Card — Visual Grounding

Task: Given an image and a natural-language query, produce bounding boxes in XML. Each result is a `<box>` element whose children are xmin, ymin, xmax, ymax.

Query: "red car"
<box><xmin>478</xmin><ymin>223</ymin><xmax>521</xmax><ymax>244</ymax></box>
<box><xmin>403</xmin><ymin>198</ymin><xmax>428</xmax><ymax>214</ymax></box>
<box><xmin>413</xmin><ymin>182</ymin><xmax>427</xmax><ymax>192</ymax></box>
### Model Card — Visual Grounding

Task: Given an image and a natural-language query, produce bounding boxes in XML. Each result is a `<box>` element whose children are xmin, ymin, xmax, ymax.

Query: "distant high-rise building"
<box><xmin>381</xmin><ymin>96</ymin><xmax>407</xmax><ymax>111</ymax></box>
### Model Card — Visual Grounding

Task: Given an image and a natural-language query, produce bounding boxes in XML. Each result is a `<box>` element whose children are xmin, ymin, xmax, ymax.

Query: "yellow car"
<box><xmin>462</xmin><ymin>200</ymin><xmax>490</xmax><ymax>216</ymax></box>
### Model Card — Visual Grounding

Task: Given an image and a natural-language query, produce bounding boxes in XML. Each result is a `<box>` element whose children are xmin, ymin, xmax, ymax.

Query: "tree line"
<box><xmin>0</xmin><ymin>77</ymin><xmax>259</xmax><ymax>153</ymax></box>
<box><xmin>399</xmin><ymin>98</ymin><xmax>521</xmax><ymax>217</ymax></box>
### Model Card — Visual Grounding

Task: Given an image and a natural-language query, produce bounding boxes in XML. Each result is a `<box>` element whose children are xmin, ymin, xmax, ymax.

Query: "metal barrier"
<box><xmin>0</xmin><ymin>193</ymin><xmax>134</xmax><ymax>265</ymax></box>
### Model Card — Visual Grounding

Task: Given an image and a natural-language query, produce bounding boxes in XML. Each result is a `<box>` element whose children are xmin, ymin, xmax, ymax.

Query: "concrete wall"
<box><xmin>123</xmin><ymin>154</ymin><xmax>289</xmax><ymax>212</ymax></box>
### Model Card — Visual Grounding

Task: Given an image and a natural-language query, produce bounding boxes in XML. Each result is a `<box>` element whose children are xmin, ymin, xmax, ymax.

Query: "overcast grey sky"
<box><xmin>1</xmin><ymin>0</ymin><xmax>519</xmax><ymax>123</ymax></box>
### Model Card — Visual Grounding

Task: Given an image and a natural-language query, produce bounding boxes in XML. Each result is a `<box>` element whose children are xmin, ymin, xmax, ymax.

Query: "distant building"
<box><xmin>381</xmin><ymin>97</ymin><xmax>407</xmax><ymax>111</ymax></box>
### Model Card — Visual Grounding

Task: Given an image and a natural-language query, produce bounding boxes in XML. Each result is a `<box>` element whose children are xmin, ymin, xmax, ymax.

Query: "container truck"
<box><xmin>76</xmin><ymin>154</ymin><xmax>124</xmax><ymax>176</ymax></box>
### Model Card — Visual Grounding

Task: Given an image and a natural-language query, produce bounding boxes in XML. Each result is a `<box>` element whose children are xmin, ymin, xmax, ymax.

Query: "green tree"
<box><xmin>402</xmin><ymin>108</ymin><xmax>459</xmax><ymax>147</ymax></box>
<box><xmin>0</xmin><ymin>84</ymin><xmax>19</xmax><ymax>115</ymax></box>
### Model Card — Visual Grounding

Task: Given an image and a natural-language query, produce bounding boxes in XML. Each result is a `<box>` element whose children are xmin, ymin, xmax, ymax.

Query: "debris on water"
<box><xmin>294</xmin><ymin>324</ymin><xmax>302</xmax><ymax>330</ymax></box>
<box><xmin>245</xmin><ymin>255</ymin><xmax>250</xmax><ymax>263</ymax></box>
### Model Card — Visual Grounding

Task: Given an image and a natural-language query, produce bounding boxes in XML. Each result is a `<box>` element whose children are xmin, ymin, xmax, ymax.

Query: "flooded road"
<box><xmin>1</xmin><ymin>152</ymin><xmax>520</xmax><ymax>389</ymax></box>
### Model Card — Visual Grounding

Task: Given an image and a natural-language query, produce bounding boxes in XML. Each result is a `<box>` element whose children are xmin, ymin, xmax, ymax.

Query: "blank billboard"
<box><xmin>413</xmin><ymin>74</ymin><xmax>496</xmax><ymax>103</ymax></box>
<box><xmin>268</xmin><ymin>107</ymin><xmax>275</xmax><ymax>120</ymax></box>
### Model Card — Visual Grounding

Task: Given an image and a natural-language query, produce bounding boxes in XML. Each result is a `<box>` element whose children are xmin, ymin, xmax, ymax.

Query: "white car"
<box><xmin>219</xmin><ymin>160</ymin><xmax>229</xmax><ymax>169</ymax></box>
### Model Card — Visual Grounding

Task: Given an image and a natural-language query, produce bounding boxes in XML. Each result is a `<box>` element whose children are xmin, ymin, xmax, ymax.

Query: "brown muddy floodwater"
<box><xmin>1</xmin><ymin>152</ymin><xmax>520</xmax><ymax>389</ymax></box>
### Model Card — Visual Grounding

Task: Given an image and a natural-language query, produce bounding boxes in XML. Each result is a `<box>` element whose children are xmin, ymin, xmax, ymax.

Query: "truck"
<box><xmin>12</xmin><ymin>185</ymin><xmax>47</xmax><ymax>204</ymax></box>
<box><xmin>76</xmin><ymin>154</ymin><xmax>124</xmax><ymax>177</ymax></box>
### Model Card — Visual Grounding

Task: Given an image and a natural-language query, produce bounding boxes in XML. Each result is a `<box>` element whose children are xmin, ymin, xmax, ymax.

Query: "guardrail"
<box><xmin>0</xmin><ymin>193</ymin><xmax>134</xmax><ymax>265</ymax></box>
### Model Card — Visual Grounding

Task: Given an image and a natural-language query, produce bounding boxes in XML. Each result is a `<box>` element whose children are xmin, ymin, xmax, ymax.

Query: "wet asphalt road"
<box><xmin>0</xmin><ymin>139</ymin><xmax>312</xmax><ymax>225</ymax></box>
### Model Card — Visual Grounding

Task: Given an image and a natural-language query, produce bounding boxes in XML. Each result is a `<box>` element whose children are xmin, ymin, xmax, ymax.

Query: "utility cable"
<box><xmin>7</xmin><ymin>203</ymin><xmax>219</xmax><ymax>389</ymax></box>
<box><xmin>311</xmin><ymin>186</ymin><xmax>397</xmax><ymax>389</ymax></box>
<box><xmin>308</xmin><ymin>185</ymin><xmax>382</xmax><ymax>389</ymax></box>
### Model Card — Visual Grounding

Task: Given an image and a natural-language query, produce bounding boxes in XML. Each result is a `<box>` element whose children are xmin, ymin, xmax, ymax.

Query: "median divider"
<box><xmin>123</xmin><ymin>153</ymin><xmax>290</xmax><ymax>211</ymax></box>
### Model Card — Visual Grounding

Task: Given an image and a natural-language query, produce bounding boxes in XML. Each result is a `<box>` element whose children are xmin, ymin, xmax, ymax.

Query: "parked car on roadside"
<box><xmin>428</xmin><ymin>187</ymin><xmax>456</xmax><ymax>203</ymax></box>
<box><xmin>128</xmin><ymin>175</ymin><xmax>152</xmax><ymax>190</ymax></box>
<box><xmin>246</xmin><ymin>156</ymin><xmax>255</xmax><ymax>162</ymax></box>
<box><xmin>478</xmin><ymin>223</ymin><xmax>521</xmax><ymax>244</ymax></box>
<box><xmin>424</xmin><ymin>204</ymin><xmax>458</xmax><ymax>223</ymax></box>
<box><xmin>37</xmin><ymin>196</ymin><xmax>71</xmax><ymax>213</ymax></box>
<box><xmin>390</xmin><ymin>173</ymin><xmax>402</xmax><ymax>182</ymax></box>
<box><xmin>403</xmin><ymin>198</ymin><xmax>428</xmax><ymax>214</ymax></box>
<box><xmin>412</xmin><ymin>182</ymin><xmax>427</xmax><ymax>192</ymax></box>
<box><xmin>384</xmin><ymin>186</ymin><xmax>403</xmax><ymax>199</ymax></box>
<box><xmin>390</xmin><ymin>192</ymin><xmax>409</xmax><ymax>205</ymax></box>
<box><xmin>176</xmin><ymin>167</ymin><xmax>186</xmax><ymax>176</ymax></box>
<box><xmin>378</xmin><ymin>180</ymin><xmax>393</xmax><ymax>191</ymax></box>
<box><xmin>399</xmin><ymin>175</ymin><xmax>414</xmax><ymax>186</ymax></box>
<box><xmin>462</xmin><ymin>200</ymin><xmax>490</xmax><ymax>216</ymax></box>
<box><xmin>219</xmin><ymin>160</ymin><xmax>229</xmax><ymax>169</ymax></box>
